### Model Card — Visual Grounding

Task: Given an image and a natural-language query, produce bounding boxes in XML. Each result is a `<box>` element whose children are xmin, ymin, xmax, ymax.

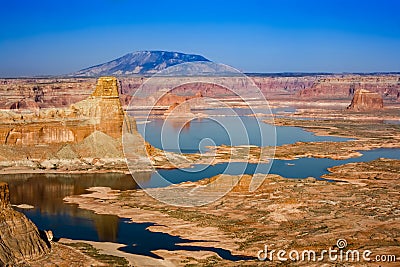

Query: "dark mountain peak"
<box><xmin>73</xmin><ymin>50</ymin><xmax>210</xmax><ymax>77</ymax></box>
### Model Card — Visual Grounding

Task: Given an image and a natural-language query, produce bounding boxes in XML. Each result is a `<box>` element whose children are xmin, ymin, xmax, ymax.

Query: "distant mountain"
<box><xmin>72</xmin><ymin>51</ymin><xmax>211</xmax><ymax>77</ymax></box>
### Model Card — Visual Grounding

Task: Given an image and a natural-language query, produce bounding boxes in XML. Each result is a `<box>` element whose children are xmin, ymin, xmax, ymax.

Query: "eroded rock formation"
<box><xmin>0</xmin><ymin>78</ymin><xmax>95</xmax><ymax>110</ymax></box>
<box><xmin>2</xmin><ymin>74</ymin><xmax>399</xmax><ymax>112</ymax></box>
<box><xmin>347</xmin><ymin>89</ymin><xmax>384</xmax><ymax>111</ymax></box>
<box><xmin>300</xmin><ymin>75</ymin><xmax>400</xmax><ymax>99</ymax></box>
<box><xmin>0</xmin><ymin>182</ymin><xmax>51</xmax><ymax>265</ymax></box>
<box><xmin>71</xmin><ymin>76</ymin><xmax>126</xmax><ymax>139</ymax></box>
<box><xmin>0</xmin><ymin>76</ymin><xmax>146</xmax><ymax>171</ymax></box>
<box><xmin>0</xmin><ymin>77</ymin><xmax>128</xmax><ymax>146</ymax></box>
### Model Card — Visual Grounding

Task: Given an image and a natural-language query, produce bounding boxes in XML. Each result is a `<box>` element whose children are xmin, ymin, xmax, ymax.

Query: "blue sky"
<box><xmin>1</xmin><ymin>0</ymin><xmax>399</xmax><ymax>76</ymax></box>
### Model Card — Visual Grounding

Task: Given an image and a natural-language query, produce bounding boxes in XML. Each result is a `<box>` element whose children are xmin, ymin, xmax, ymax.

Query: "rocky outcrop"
<box><xmin>168</xmin><ymin>82</ymin><xmax>234</xmax><ymax>97</ymax></box>
<box><xmin>0</xmin><ymin>77</ymin><xmax>128</xmax><ymax>146</ymax></box>
<box><xmin>0</xmin><ymin>77</ymin><xmax>146</xmax><ymax>171</ymax></box>
<box><xmin>9</xmin><ymin>99</ymin><xmax>40</xmax><ymax>111</ymax></box>
<box><xmin>154</xmin><ymin>92</ymin><xmax>193</xmax><ymax>107</ymax></box>
<box><xmin>0</xmin><ymin>182</ymin><xmax>10</xmax><ymax>209</ymax></box>
<box><xmin>72</xmin><ymin>76</ymin><xmax>126</xmax><ymax>139</ymax></box>
<box><xmin>0</xmin><ymin>182</ymin><xmax>51</xmax><ymax>266</ymax></box>
<box><xmin>300</xmin><ymin>75</ymin><xmax>400</xmax><ymax>99</ymax></box>
<box><xmin>347</xmin><ymin>89</ymin><xmax>384</xmax><ymax>111</ymax></box>
<box><xmin>164</xmin><ymin>102</ymin><xmax>192</xmax><ymax>117</ymax></box>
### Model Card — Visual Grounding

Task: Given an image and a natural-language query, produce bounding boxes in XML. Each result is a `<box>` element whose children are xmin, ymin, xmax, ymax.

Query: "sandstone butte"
<box><xmin>0</xmin><ymin>76</ymin><xmax>146</xmax><ymax>170</ymax></box>
<box><xmin>0</xmin><ymin>182</ymin><xmax>51</xmax><ymax>265</ymax></box>
<box><xmin>347</xmin><ymin>89</ymin><xmax>384</xmax><ymax>111</ymax></box>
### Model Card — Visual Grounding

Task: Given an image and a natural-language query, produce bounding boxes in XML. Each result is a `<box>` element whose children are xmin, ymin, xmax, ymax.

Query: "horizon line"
<box><xmin>1</xmin><ymin>71</ymin><xmax>400</xmax><ymax>79</ymax></box>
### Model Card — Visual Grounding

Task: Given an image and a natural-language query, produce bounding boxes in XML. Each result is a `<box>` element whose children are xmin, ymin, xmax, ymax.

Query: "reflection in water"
<box><xmin>2</xmin><ymin>173</ymin><xmax>139</xmax><ymax>242</ymax></box>
<box><xmin>138</xmin><ymin>115</ymin><xmax>350</xmax><ymax>153</ymax></box>
<box><xmin>170</xmin><ymin>119</ymin><xmax>191</xmax><ymax>132</ymax></box>
<box><xmin>1</xmin><ymin>173</ymin><xmax>252</xmax><ymax>260</ymax></box>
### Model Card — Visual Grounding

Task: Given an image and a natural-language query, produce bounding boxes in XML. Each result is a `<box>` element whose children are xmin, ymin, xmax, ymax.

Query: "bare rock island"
<box><xmin>347</xmin><ymin>89</ymin><xmax>384</xmax><ymax>111</ymax></box>
<box><xmin>0</xmin><ymin>182</ymin><xmax>51</xmax><ymax>265</ymax></box>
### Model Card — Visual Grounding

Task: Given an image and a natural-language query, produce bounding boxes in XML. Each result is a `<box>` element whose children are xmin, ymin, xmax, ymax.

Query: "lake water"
<box><xmin>4</xmin><ymin>174</ymin><xmax>250</xmax><ymax>260</ymax></box>
<box><xmin>5</xmin><ymin>147</ymin><xmax>399</xmax><ymax>259</ymax></box>
<box><xmin>3</xmin><ymin>109</ymin><xmax>398</xmax><ymax>260</ymax></box>
<box><xmin>139</xmin><ymin>148</ymin><xmax>400</xmax><ymax>187</ymax></box>
<box><xmin>1</xmin><ymin>149</ymin><xmax>400</xmax><ymax>260</ymax></box>
<box><xmin>137</xmin><ymin>115</ymin><xmax>350</xmax><ymax>153</ymax></box>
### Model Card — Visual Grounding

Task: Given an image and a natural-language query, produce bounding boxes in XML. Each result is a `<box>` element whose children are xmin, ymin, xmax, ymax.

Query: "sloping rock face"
<box><xmin>73</xmin><ymin>50</ymin><xmax>210</xmax><ymax>76</ymax></box>
<box><xmin>0</xmin><ymin>182</ymin><xmax>50</xmax><ymax>265</ymax></box>
<box><xmin>347</xmin><ymin>89</ymin><xmax>384</xmax><ymax>111</ymax></box>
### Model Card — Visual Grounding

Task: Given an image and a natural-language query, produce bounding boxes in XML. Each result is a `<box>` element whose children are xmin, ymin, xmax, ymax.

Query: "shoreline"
<box><xmin>61</xmin><ymin>167</ymin><xmax>400</xmax><ymax>265</ymax></box>
<box><xmin>1</xmin><ymin>104</ymin><xmax>399</xmax><ymax>175</ymax></box>
<box><xmin>1</xmin><ymin>140</ymin><xmax>399</xmax><ymax>175</ymax></box>
<box><xmin>60</xmin><ymin>238</ymin><xmax>176</xmax><ymax>267</ymax></box>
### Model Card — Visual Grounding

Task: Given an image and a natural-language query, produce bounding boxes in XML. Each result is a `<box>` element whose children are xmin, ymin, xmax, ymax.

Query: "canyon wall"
<box><xmin>0</xmin><ymin>77</ymin><xmax>146</xmax><ymax>171</ymax></box>
<box><xmin>0</xmin><ymin>77</ymin><xmax>128</xmax><ymax>146</ymax></box>
<box><xmin>0</xmin><ymin>78</ymin><xmax>95</xmax><ymax>110</ymax></box>
<box><xmin>1</xmin><ymin>74</ymin><xmax>399</xmax><ymax>111</ymax></box>
<box><xmin>117</xmin><ymin>75</ymin><xmax>400</xmax><ymax>101</ymax></box>
<box><xmin>119</xmin><ymin>76</ymin><xmax>309</xmax><ymax>99</ymax></box>
<box><xmin>0</xmin><ymin>182</ymin><xmax>51</xmax><ymax>265</ymax></box>
<box><xmin>299</xmin><ymin>75</ymin><xmax>400</xmax><ymax>100</ymax></box>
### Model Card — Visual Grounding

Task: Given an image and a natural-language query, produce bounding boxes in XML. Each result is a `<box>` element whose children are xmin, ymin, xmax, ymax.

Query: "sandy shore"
<box><xmin>60</xmin><ymin>238</ymin><xmax>176</xmax><ymax>267</ymax></box>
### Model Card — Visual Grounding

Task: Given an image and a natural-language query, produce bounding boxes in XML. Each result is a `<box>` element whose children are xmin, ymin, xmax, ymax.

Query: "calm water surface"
<box><xmin>4</xmin><ymin>174</ymin><xmax>249</xmax><ymax>260</ymax></box>
<box><xmin>137</xmin><ymin>115</ymin><xmax>350</xmax><ymax>153</ymax></box>
<box><xmin>6</xmin><ymin>147</ymin><xmax>397</xmax><ymax>258</ymax></box>
<box><xmin>141</xmin><ymin>148</ymin><xmax>400</xmax><ymax>187</ymax></box>
<box><xmin>3</xmin><ymin>108</ymin><xmax>397</xmax><ymax>259</ymax></box>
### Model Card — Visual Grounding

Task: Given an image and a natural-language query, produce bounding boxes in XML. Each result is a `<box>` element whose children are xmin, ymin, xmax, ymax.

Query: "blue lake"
<box><xmin>3</xmin><ymin>108</ymin><xmax>398</xmax><ymax>260</ymax></box>
<box><xmin>4</xmin><ymin>174</ymin><xmax>250</xmax><ymax>261</ymax></box>
<box><xmin>6</xmin><ymin>147</ymin><xmax>398</xmax><ymax>259</ymax></box>
<box><xmin>137</xmin><ymin>148</ymin><xmax>400</xmax><ymax>188</ymax></box>
<box><xmin>137</xmin><ymin>115</ymin><xmax>350</xmax><ymax>153</ymax></box>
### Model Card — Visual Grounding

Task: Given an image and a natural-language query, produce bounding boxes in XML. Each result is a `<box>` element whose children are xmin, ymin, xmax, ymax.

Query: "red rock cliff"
<box><xmin>347</xmin><ymin>89</ymin><xmax>384</xmax><ymax>111</ymax></box>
